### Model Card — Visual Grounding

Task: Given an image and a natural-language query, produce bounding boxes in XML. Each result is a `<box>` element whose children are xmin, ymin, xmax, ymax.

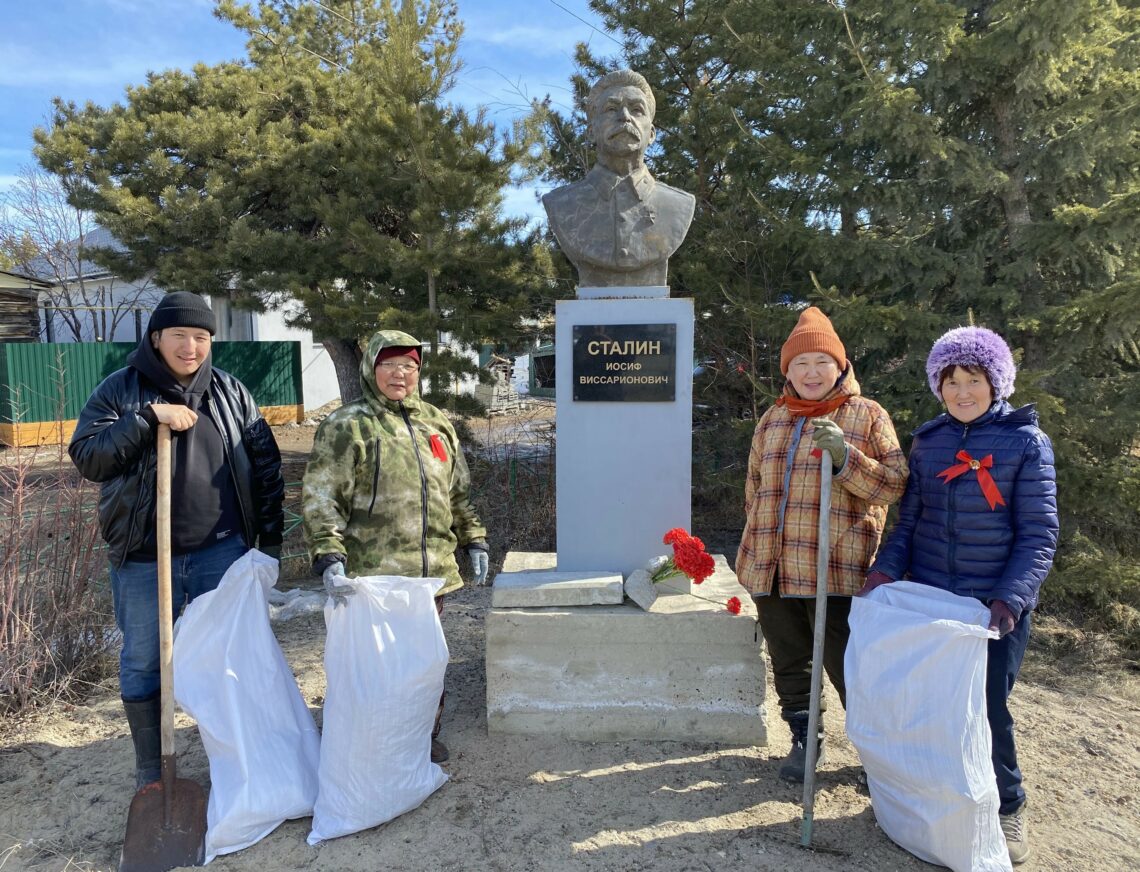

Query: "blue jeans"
<box><xmin>987</xmin><ymin>610</ymin><xmax>1031</xmax><ymax>815</ymax></box>
<box><xmin>110</xmin><ymin>536</ymin><xmax>248</xmax><ymax>701</ymax></box>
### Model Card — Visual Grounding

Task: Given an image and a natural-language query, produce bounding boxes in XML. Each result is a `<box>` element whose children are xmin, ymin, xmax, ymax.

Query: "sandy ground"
<box><xmin>2</xmin><ymin>413</ymin><xmax>1139</xmax><ymax>871</ymax></box>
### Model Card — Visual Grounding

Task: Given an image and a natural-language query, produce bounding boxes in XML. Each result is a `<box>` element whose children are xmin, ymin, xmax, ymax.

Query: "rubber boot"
<box><xmin>778</xmin><ymin>710</ymin><xmax>825</xmax><ymax>783</ymax></box>
<box><xmin>122</xmin><ymin>695</ymin><xmax>162</xmax><ymax>789</ymax></box>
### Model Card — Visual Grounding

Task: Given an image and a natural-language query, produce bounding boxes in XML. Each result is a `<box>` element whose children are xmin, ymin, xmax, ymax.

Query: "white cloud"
<box><xmin>473</xmin><ymin>24</ymin><xmax>589</xmax><ymax>57</ymax></box>
<box><xmin>90</xmin><ymin>0</ymin><xmax>216</xmax><ymax>16</ymax></box>
<box><xmin>0</xmin><ymin>49</ymin><xmax>172</xmax><ymax>89</ymax></box>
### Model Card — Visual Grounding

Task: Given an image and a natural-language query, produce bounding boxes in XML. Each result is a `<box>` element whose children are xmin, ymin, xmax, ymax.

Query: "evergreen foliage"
<box><xmin>34</xmin><ymin>0</ymin><xmax>558</xmax><ymax>405</ymax></box>
<box><xmin>536</xmin><ymin>0</ymin><xmax>1140</xmax><ymax>652</ymax></box>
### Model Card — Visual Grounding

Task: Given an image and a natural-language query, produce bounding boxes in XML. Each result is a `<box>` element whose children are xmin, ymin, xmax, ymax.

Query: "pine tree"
<box><xmin>34</xmin><ymin>0</ymin><xmax>555</xmax><ymax>404</ymax></box>
<box><xmin>547</xmin><ymin>0</ymin><xmax>1140</xmax><ymax>642</ymax></box>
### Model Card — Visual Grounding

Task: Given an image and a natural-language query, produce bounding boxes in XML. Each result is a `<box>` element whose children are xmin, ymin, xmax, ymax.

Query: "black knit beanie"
<box><xmin>147</xmin><ymin>291</ymin><xmax>216</xmax><ymax>335</ymax></box>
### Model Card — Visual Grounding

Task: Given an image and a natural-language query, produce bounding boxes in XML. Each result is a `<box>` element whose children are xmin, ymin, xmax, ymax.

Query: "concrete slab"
<box><xmin>491</xmin><ymin>569</ymin><xmax>624</xmax><ymax>608</ymax></box>
<box><xmin>623</xmin><ymin>568</ymin><xmax>658</xmax><ymax>611</ymax></box>
<box><xmin>487</xmin><ymin>553</ymin><xmax>767</xmax><ymax>744</ymax></box>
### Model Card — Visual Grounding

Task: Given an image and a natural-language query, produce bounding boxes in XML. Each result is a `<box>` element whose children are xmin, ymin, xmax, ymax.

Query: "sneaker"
<box><xmin>778</xmin><ymin>711</ymin><xmax>825</xmax><ymax>783</ymax></box>
<box><xmin>430</xmin><ymin>738</ymin><xmax>449</xmax><ymax>763</ymax></box>
<box><xmin>999</xmin><ymin>804</ymin><xmax>1030</xmax><ymax>865</ymax></box>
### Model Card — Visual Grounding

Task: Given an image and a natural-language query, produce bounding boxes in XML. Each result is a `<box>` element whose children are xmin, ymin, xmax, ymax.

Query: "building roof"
<box><xmin>0</xmin><ymin>269</ymin><xmax>52</xmax><ymax>292</ymax></box>
<box><xmin>22</xmin><ymin>225</ymin><xmax>126</xmax><ymax>283</ymax></box>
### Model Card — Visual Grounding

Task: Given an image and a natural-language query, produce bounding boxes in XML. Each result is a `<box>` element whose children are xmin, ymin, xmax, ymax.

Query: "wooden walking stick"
<box><xmin>801</xmin><ymin>447</ymin><xmax>832</xmax><ymax>847</ymax></box>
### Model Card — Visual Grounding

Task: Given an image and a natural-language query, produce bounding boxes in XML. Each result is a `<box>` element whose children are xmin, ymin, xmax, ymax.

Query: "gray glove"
<box><xmin>322</xmin><ymin>560</ymin><xmax>355</xmax><ymax>607</ymax></box>
<box><xmin>811</xmin><ymin>417</ymin><xmax>848</xmax><ymax>467</ymax></box>
<box><xmin>468</xmin><ymin>546</ymin><xmax>490</xmax><ymax>586</ymax></box>
<box><xmin>261</xmin><ymin>544</ymin><xmax>282</xmax><ymax>561</ymax></box>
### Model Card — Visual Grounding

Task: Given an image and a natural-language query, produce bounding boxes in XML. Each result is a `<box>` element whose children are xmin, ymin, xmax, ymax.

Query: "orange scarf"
<box><xmin>776</xmin><ymin>393</ymin><xmax>850</xmax><ymax>418</ymax></box>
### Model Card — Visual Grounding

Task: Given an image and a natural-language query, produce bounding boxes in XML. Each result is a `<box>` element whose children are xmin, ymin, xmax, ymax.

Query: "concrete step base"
<box><xmin>486</xmin><ymin>552</ymin><xmax>767</xmax><ymax>744</ymax></box>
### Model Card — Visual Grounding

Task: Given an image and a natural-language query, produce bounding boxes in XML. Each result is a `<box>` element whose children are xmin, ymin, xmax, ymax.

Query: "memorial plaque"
<box><xmin>572</xmin><ymin>323</ymin><xmax>676</xmax><ymax>402</ymax></box>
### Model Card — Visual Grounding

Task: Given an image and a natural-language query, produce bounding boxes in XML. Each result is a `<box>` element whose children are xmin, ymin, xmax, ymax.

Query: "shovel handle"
<box><xmin>156</xmin><ymin>424</ymin><xmax>175</xmax><ymax>772</ymax></box>
<box><xmin>801</xmin><ymin>449</ymin><xmax>832</xmax><ymax>845</ymax></box>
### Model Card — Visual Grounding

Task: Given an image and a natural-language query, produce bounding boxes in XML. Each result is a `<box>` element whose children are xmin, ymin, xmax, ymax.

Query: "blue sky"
<box><xmin>0</xmin><ymin>0</ymin><xmax>617</xmax><ymax>223</ymax></box>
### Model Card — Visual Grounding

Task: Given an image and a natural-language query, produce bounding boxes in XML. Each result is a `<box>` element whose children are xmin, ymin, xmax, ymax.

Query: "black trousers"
<box><xmin>755</xmin><ymin>578</ymin><xmax>852</xmax><ymax>718</ymax></box>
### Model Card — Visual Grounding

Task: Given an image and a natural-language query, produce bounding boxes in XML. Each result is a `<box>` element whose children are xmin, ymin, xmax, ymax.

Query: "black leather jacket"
<box><xmin>69</xmin><ymin>366</ymin><xmax>285</xmax><ymax>566</ymax></box>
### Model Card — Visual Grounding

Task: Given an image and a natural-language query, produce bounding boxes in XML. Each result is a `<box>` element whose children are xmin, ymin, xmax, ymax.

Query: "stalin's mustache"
<box><xmin>608</xmin><ymin>123</ymin><xmax>642</xmax><ymax>140</ymax></box>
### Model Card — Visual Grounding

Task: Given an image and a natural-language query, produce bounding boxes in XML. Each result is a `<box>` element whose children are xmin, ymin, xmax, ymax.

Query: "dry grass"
<box><xmin>1023</xmin><ymin>613</ymin><xmax>1140</xmax><ymax>702</ymax></box>
<box><xmin>464</xmin><ymin>400</ymin><xmax>558</xmax><ymax>570</ymax></box>
<box><xmin>0</xmin><ymin>442</ymin><xmax>116</xmax><ymax>714</ymax></box>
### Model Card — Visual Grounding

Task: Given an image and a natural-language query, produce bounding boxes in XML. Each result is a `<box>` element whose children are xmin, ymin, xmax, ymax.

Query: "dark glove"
<box><xmin>811</xmin><ymin>417</ymin><xmax>848</xmax><ymax>468</ymax></box>
<box><xmin>322</xmin><ymin>560</ymin><xmax>355</xmax><ymax>607</ymax></box>
<box><xmin>988</xmin><ymin>600</ymin><xmax>1016</xmax><ymax>637</ymax></box>
<box><xmin>261</xmin><ymin>544</ymin><xmax>282</xmax><ymax>561</ymax></box>
<box><xmin>468</xmin><ymin>542</ymin><xmax>490</xmax><ymax>586</ymax></box>
<box><xmin>856</xmin><ymin>570</ymin><xmax>893</xmax><ymax>598</ymax></box>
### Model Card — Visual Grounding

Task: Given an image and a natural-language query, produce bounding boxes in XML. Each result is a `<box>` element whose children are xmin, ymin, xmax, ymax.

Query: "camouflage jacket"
<box><xmin>302</xmin><ymin>330</ymin><xmax>487</xmax><ymax>595</ymax></box>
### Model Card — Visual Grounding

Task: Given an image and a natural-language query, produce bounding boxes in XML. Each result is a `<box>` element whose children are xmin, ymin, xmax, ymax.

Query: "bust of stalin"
<box><xmin>542</xmin><ymin>70</ymin><xmax>696</xmax><ymax>288</ymax></box>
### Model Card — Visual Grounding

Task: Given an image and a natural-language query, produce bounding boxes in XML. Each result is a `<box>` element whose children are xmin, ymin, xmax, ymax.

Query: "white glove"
<box><xmin>468</xmin><ymin>547</ymin><xmax>490</xmax><ymax>586</ymax></box>
<box><xmin>322</xmin><ymin>560</ymin><xmax>355</xmax><ymax>607</ymax></box>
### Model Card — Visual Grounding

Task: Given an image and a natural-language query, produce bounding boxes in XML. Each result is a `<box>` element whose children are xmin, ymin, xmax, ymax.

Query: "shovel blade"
<box><xmin>119</xmin><ymin>778</ymin><xmax>207</xmax><ymax>872</ymax></box>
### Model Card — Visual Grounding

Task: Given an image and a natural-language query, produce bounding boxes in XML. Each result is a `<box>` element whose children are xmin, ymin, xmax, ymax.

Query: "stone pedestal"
<box><xmin>486</xmin><ymin>552</ymin><xmax>767</xmax><ymax>744</ymax></box>
<box><xmin>554</xmin><ymin>295</ymin><xmax>694</xmax><ymax>576</ymax></box>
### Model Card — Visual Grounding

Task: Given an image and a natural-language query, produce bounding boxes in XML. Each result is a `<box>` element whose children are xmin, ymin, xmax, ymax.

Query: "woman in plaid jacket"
<box><xmin>736</xmin><ymin>307</ymin><xmax>908</xmax><ymax>782</ymax></box>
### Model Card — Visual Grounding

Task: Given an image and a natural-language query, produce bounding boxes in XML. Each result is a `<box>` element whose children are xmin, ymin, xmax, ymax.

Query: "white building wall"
<box><xmin>250</xmin><ymin>302</ymin><xmax>341</xmax><ymax>411</ymax></box>
<box><xmin>38</xmin><ymin>280</ymin><xmax>164</xmax><ymax>343</ymax></box>
<box><xmin>438</xmin><ymin>330</ymin><xmax>481</xmax><ymax>397</ymax></box>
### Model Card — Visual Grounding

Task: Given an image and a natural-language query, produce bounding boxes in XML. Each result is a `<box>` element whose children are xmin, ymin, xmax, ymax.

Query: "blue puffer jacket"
<box><xmin>871</xmin><ymin>401</ymin><xmax>1058</xmax><ymax>618</ymax></box>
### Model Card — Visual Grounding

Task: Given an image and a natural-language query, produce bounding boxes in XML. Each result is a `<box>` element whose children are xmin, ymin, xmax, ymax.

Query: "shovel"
<box><xmin>120</xmin><ymin>423</ymin><xmax>207</xmax><ymax>872</ymax></box>
<box><xmin>800</xmin><ymin>446</ymin><xmax>832</xmax><ymax>847</ymax></box>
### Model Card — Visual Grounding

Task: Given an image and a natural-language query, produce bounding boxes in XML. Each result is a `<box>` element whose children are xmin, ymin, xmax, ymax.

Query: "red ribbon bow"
<box><xmin>429</xmin><ymin>434</ymin><xmax>448</xmax><ymax>463</ymax></box>
<box><xmin>936</xmin><ymin>450</ymin><xmax>1006</xmax><ymax>510</ymax></box>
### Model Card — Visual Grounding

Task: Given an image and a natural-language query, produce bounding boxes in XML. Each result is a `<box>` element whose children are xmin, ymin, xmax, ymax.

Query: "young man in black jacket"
<box><xmin>69</xmin><ymin>291</ymin><xmax>285</xmax><ymax>788</ymax></box>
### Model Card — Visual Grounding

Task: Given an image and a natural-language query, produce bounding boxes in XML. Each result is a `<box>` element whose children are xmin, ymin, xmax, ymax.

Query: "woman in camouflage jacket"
<box><xmin>303</xmin><ymin>329</ymin><xmax>488</xmax><ymax>590</ymax></box>
<box><xmin>302</xmin><ymin>329</ymin><xmax>488</xmax><ymax>762</ymax></box>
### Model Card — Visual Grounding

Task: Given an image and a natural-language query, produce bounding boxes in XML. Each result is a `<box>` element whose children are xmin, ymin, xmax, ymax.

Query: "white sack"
<box><xmin>173</xmin><ymin>550</ymin><xmax>321</xmax><ymax>863</ymax></box>
<box><xmin>307</xmin><ymin>575</ymin><xmax>449</xmax><ymax>845</ymax></box>
<box><xmin>845</xmin><ymin>580</ymin><xmax>1010</xmax><ymax>872</ymax></box>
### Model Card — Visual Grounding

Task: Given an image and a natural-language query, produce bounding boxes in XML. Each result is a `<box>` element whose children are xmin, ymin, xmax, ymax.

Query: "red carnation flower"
<box><xmin>669</xmin><ymin>537</ymin><xmax>715</xmax><ymax>585</ymax></box>
<box><xmin>648</xmin><ymin>530</ymin><xmax>754</xmax><ymax>619</ymax></box>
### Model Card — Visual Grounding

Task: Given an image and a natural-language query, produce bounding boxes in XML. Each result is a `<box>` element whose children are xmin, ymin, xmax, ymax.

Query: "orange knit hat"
<box><xmin>780</xmin><ymin>306</ymin><xmax>847</xmax><ymax>375</ymax></box>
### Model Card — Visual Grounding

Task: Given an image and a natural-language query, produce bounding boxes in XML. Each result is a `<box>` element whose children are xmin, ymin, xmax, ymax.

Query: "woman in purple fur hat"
<box><xmin>863</xmin><ymin>325</ymin><xmax>1058</xmax><ymax>866</ymax></box>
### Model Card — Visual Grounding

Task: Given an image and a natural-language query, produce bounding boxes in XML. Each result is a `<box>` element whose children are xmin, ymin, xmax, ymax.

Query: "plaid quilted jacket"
<box><xmin>736</xmin><ymin>370</ymin><xmax>907</xmax><ymax>597</ymax></box>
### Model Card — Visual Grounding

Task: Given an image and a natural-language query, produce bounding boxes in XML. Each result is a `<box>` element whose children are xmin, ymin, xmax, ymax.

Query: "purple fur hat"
<box><xmin>926</xmin><ymin>326</ymin><xmax>1016</xmax><ymax>400</ymax></box>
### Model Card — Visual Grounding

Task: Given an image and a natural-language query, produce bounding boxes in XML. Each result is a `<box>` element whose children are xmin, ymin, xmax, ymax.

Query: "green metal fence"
<box><xmin>0</xmin><ymin>341</ymin><xmax>304</xmax><ymax>445</ymax></box>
